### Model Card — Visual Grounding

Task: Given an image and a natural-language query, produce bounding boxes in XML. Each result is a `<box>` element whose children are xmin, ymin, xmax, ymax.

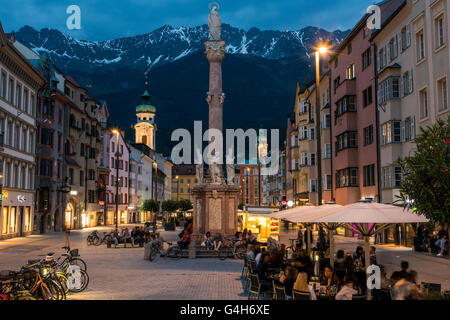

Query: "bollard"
<box><xmin>188</xmin><ymin>241</ymin><xmax>196</xmax><ymax>259</ymax></box>
<box><xmin>144</xmin><ymin>242</ymin><xmax>152</xmax><ymax>260</ymax></box>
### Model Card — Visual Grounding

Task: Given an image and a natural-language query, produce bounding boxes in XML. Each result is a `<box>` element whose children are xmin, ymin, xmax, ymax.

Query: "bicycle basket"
<box><xmin>70</xmin><ymin>249</ymin><xmax>79</xmax><ymax>257</ymax></box>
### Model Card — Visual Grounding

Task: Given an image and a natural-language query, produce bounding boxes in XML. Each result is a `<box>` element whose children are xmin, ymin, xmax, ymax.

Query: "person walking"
<box><xmin>297</xmin><ymin>225</ymin><xmax>303</xmax><ymax>249</ymax></box>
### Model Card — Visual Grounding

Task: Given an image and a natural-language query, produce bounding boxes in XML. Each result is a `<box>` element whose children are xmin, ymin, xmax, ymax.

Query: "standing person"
<box><xmin>297</xmin><ymin>225</ymin><xmax>304</xmax><ymax>249</ymax></box>
<box><xmin>353</xmin><ymin>246</ymin><xmax>365</xmax><ymax>267</ymax></box>
<box><xmin>318</xmin><ymin>226</ymin><xmax>326</xmax><ymax>252</ymax></box>
<box><xmin>435</xmin><ymin>226</ymin><xmax>448</xmax><ymax>257</ymax></box>
<box><xmin>369</xmin><ymin>246</ymin><xmax>378</xmax><ymax>265</ymax></box>
<box><xmin>64</xmin><ymin>227</ymin><xmax>71</xmax><ymax>248</ymax></box>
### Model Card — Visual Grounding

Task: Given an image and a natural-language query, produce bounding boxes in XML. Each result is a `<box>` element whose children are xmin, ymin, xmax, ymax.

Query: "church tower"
<box><xmin>134</xmin><ymin>85</ymin><xmax>156</xmax><ymax>150</ymax></box>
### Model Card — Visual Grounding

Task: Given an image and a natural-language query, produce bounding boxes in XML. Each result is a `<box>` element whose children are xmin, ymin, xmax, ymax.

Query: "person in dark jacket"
<box><xmin>279</xmin><ymin>266</ymin><xmax>297</xmax><ymax>298</ymax></box>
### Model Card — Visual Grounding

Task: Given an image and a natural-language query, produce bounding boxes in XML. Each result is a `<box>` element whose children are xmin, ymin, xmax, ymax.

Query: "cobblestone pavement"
<box><xmin>1</xmin><ymin>226</ymin><xmax>449</xmax><ymax>299</ymax></box>
<box><xmin>0</xmin><ymin>226</ymin><xmax>247</xmax><ymax>300</ymax></box>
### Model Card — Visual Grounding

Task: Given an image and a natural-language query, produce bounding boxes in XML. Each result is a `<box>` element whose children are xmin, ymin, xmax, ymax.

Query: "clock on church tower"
<box><xmin>134</xmin><ymin>88</ymin><xmax>157</xmax><ymax>150</ymax></box>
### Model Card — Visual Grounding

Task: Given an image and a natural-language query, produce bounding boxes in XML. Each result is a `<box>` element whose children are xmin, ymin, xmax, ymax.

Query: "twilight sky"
<box><xmin>1</xmin><ymin>0</ymin><xmax>377</xmax><ymax>41</ymax></box>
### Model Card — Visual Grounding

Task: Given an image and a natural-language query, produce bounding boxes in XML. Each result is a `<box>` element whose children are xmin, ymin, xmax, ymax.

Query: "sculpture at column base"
<box><xmin>191</xmin><ymin>183</ymin><xmax>240</xmax><ymax>243</ymax></box>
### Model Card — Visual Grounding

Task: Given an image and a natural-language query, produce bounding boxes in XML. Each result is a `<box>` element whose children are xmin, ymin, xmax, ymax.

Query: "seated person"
<box><xmin>234</xmin><ymin>232</ymin><xmax>246</xmax><ymax>250</ymax></box>
<box><xmin>293</xmin><ymin>271</ymin><xmax>317</xmax><ymax>300</ymax></box>
<box><xmin>112</xmin><ymin>229</ymin><xmax>121</xmax><ymax>248</ymax></box>
<box><xmin>320</xmin><ymin>266</ymin><xmax>334</xmax><ymax>287</ymax></box>
<box><xmin>279</xmin><ymin>266</ymin><xmax>298</xmax><ymax>298</ymax></box>
<box><xmin>335</xmin><ymin>272</ymin><xmax>360</xmax><ymax>300</ymax></box>
<box><xmin>203</xmin><ymin>232</ymin><xmax>213</xmax><ymax>250</ymax></box>
<box><xmin>121</xmin><ymin>227</ymin><xmax>132</xmax><ymax>247</ymax></box>
<box><xmin>212</xmin><ymin>233</ymin><xmax>223</xmax><ymax>251</ymax></box>
<box><xmin>246</xmin><ymin>244</ymin><xmax>256</xmax><ymax>261</ymax></box>
<box><xmin>246</xmin><ymin>231</ymin><xmax>257</xmax><ymax>245</ymax></box>
<box><xmin>391</xmin><ymin>270</ymin><xmax>423</xmax><ymax>300</ymax></box>
<box><xmin>178</xmin><ymin>229</ymin><xmax>191</xmax><ymax>249</ymax></box>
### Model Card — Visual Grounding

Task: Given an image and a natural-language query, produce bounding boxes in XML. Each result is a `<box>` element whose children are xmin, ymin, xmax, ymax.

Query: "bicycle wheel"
<box><xmin>167</xmin><ymin>246</ymin><xmax>181</xmax><ymax>260</ymax></box>
<box><xmin>70</xmin><ymin>258</ymin><xmax>87</xmax><ymax>272</ymax></box>
<box><xmin>69</xmin><ymin>270</ymin><xmax>89</xmax><ymax>293</ymax></box>
<box><xmin>149</xmin><ymin>248</ymin><xmax>157</xmax><ymax>261</ymax></box>
<box><xmin>56</xmin><ymin>273</ymin><xmax>69</xmax><ymax>295</ymax></box>
<box><xmin>93</xmin><ymin>235</ymin><xmax>102</xmax><ymax>246</ymax></box>
<box><xmin>41</xmin><ymin>280</ymin><xmax>62</xmax><ymax>300</ymax></box>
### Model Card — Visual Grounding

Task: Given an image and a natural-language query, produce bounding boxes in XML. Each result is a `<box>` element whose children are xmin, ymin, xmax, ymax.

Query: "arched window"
<box><xmin>142</xmin><ymin>135</ymin><xmax>147</xmax><ymax>145</ymax></box>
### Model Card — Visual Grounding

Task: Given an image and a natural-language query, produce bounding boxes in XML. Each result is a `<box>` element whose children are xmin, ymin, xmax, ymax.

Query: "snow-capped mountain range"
<box><xmin>14</xmin><ymin>24</ymin><xmax>348</xmax><ymax>73</ymax></box>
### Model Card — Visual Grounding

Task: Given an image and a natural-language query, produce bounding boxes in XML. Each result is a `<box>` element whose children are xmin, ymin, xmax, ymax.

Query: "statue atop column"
<box><xmin>208</xmin><ymin>3</ymin><xmax>222</xmax><ymax>41</ymax></box>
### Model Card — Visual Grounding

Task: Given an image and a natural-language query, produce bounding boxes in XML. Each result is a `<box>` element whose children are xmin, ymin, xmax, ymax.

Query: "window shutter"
<box><xmin>401</xmin><ymin>120</ymin><xmax>405</xmax><ymax>142</ymax></box>
<box><xmin>386</xmin><ymin>45</ymin><xmax>391</xmax><ymax>63</ymax></box>
<box><xmin>376</xmin><ymin>50</ymin><xmax>380</xmax><ymax>71</ymax></box>
<box><xmin>411</xmin><ymin>115</ymin><xmax>416</xmax><ymax>139</ymax></box>
<box><xmin>398</xmin><ymin>32</ymin><xmax>403</xmax><ymax>53</ymax></box>
<box><xmin>291</xmin><ymin>159</ymin><xmax>295</xmax><ymax>170</ymax></box>
<box><xmin>406</xmin><ymin>24</ymin><xmax>411</xmax><ymax>47</ymax></box>
<box><xmin>400</xmin><ymin>76</ymin><xmax>404</xmax><ymax>97</ymax></box>
<box><xmin>409</xmin><ymin>69</ymin><xmax>413</xmax><ymax>93</ymax></box>
<box><xmin>394</xmin><ymin>35</ymin><xmax>398</xmax><ymax>57</ymax></box>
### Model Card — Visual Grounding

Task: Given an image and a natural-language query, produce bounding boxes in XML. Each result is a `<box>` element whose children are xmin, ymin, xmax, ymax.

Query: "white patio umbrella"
<box><xmin>286</xmin><ymin>204</ymin><xmax>344</xmax><ymax>266</ymax></box>
<box><xmin>287</xmin><ymin>201</ymin><xmax>429</xmax><ymax>270</ymax></box>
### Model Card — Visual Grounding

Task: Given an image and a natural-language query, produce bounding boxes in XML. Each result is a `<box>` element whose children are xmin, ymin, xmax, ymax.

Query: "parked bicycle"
<box><xmin>218</xmin><ymin>237</ymin><xmax>247</xmax><ymax>260</ymax></box>
<box><xmin>148</xmin><ymin>238</ymin><xmax>182</xmax><ymax>261</ymax></box>
<box><xmin>87</xmin><ymin>230</ymin><xmax>115</xmax><ymax>246</ymax></box>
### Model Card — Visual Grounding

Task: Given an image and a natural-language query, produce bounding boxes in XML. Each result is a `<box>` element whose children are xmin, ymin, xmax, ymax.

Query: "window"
<box><xmin>346</xmin><ymin>64</ymin><xmax>355</xmax><ymax>80</ymax></box>
<box><xmin>40</xmin><ymin>128</ymin><xmax>53</xmax><ymax>146</ymax></box>
<box><xmin>362</xmin><ymin>48</ymin><xmax>372</xmax><ymax>70</ymax></box>
<box><xmin>0</xmin><ymin>71</ymin><xmax>6</xmax><ymax>99</ymax></box>
<box><xmin>309</xmin><ymin>180</ymin><xmax>317</xmax><ymax>193</ymax></box>
<box><xmin>363</xmin><ymin>86</ymin><xmax>373</xmax><ymax>107</ymax></box>
<box><xmin>88</xmin><ymin>190</ymin><xmax>96</xmax><ymax>203</ymax></box>
<box><xmin>388</xmin><ymin>36</ymin><xmax>399</xmax><ymax>61</ymax></box>
<box><xmin>436</xmin><ymin>15</ymin><xmax>445</xmax><ymax>48</ymax></box>
<box><xmin>8</xmin><ymin>77</ymin><xmax>14</xmax><ymax>103</ymax></box>
<box><xmin>401</xmin><ymin>70</ymin><xmax>413</xmax><ymax>96</ymax></box>
<box><xmin>30</xmin><ymin>94</ymin><xmax>35</xmax><ymax>116</ymax></box>
<box><xmin>20</xmin><ymin>166</ymin><xmax>25</xmax><ymax>189</ymax></box>
<box><xmin>438</xmin><ymin>78</ymin><xmax>448</xmax><ymax>112</ymax></box>
<box><xmin>80</xmin><ymin>143</ymin><xmax>85</xmax><ymax>157</ymax></box>
<box><xmin>403</xmin><ymin>116</ymin><xmax>416</xmax><ymax>142</ymax></box>
<box><xmin>22</xmin><ymin>127</ymin><xmax>27</xmax><ymax>152</ymax></box>
<box><xmin>382</xmin><ymin>167</ymin><xmax>402</xmax><ymax>189</ymax></box>
<box><xmin>309</xmin><ymin>128</ymin><xmax>315</xmax><ymax>141</ymax></box>
<box><xmin>334</xmin><ymin>77</ymin><xmax>341</xmax><ymax>90</ymax></box>
<box><xmin>416</xmin><ymin>30</ymin><xmax>425</xmax><ymax>61</ymax></box>
<box><xmin>336</xmin><ymin>96</ymin><xmax>357</xmax><ymax>116</ymax></box>
<box><xmin>309</xmin><ymin>153</ymin><xmax>316</xmax><ymax>166</ymax></box>
<box><xmin>336</xmin><ymin>168</ymin><xmax>358</xmax><ymax>188</ymax></box>
<box><xmin>348</xmin><ymin>44</ymin><xmax>352</xmax><ymax>54</ymax></box>
<box><xmin>69</xmin><ymin>168</ymin><xmax>74</xmax><ymax>185</ymax></box>
<box><xmin>378</xmin><ymin>77</ymin><xmax>400</xmax><ymax>105</ymax></box>
<box><xmin>14</xmin><ymin>124</ymin><xmax>19</xmax><ymax>149</ymax></box>
<box><xmin>300</xmin><ymin>126</ymin><xmax>308</xmax><ymax>140</ymax></box>
<box><xmin>23</xmin><ymin>88</ymin><xmax>29</xmax><ymax>113</ymax></box>
<box><xmin>300</xmin><ymin>102</ymin><xmax>308</xmax><ymax>114</ymax></box>
<box><xmin>381</xmin><ymin>121</ymin><xmax>401</xmax><ymax>145</ymax></box>
<box><xmin>336</xmin><ymin>132</ymin><xmax>358</xmax><ymax>152</ymax></box>
<box><xmin>363</xmin><ymin>125</ymin><xmax>374</xmax><ymax>146</ymax></box>
<box><xmin>420</xmin><ymin>88</ymin><xmax>428</xmax><ymax>119</ymax></box>
<box><xmin>39</xmin><ymin>159</ymin><xmax>52</xmax><ymax>177</ymax></box>
<box><xmin>301</xmin><ymin>153</ymin><xmax>308</xmax><ymax>166</ymax></box>
<box><xmin>378</xmin><ymin>48</ymin><xmax>386</xmax><ymax>70</ymax></box>
<box><xmin>322</xmin><ymin>114</ymin><xmax>331</xmax><ymax>129</ymax></box>
<box><xmin>88</xmin><ymin>169</ymin><xmax>96</xmax><ymax>180</ymax></box>
<box><xmin>323</xmin><ymin>144</ymin><xmax>331</xmax><ymax>159</ymax></box>
<box><xmin>16</xmin><ymin>83</ymin><xmax>21</xmax><ymax>108</ymax></box>
<box><xmin>400</xmin><ymin>24</ymin><xmax>411</xmax><ymax>52</ymax></box>
<box><xmin>363</xmin><ymin>164</ymin><xmax>375</xmax><ymax>186</ymax></box>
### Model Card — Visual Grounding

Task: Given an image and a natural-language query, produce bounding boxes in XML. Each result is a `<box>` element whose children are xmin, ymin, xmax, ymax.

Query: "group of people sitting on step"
<box><xmin>200</xmin><ymin>229</ymin><xmax>258</xmax><ymax>251</ymax></box>
<box><xmin>112</xmin><ymin>227</ymin><xmax>146</xmax><ymax>248</ymax></box>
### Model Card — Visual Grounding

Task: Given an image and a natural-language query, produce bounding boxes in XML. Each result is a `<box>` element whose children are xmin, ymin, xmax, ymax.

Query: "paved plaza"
<box><xmin>0</xmin><ymin>226</ymin><xmax>449</xmax><ymax>300</ymax></box>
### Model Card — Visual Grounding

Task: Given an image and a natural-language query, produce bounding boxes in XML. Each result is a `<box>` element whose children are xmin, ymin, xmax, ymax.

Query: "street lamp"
<box><xmin>176</xmin><ymin>175</ymin><xmax>180</xmax><ymax>201</ymax></box>
<box><xmin>112</xmin><ymin>129</ymin><xmax>121</xmax><ymax>230</ymax></box>
<box><xmin>314</xmin><ymin>44</ymin><xmax>329</xmax><ymax>206</ymax></box>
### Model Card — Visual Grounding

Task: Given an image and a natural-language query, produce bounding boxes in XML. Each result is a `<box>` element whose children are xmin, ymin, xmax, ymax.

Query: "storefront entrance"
<box><xmin>65</xmin><ymin>203</ymin><xmax>74</xmax><ymax>229</ymax></box>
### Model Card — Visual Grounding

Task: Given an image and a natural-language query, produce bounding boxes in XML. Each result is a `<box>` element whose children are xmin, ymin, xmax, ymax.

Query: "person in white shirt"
<box><xmin>335</xmin><ymin>273</ymin><xmax>360</xmax><ymax>300</ymax></box>
<box><xmin>246</xmin><ymin>244</ymin><xmax>255</xmax><ymax>261</ymax></box>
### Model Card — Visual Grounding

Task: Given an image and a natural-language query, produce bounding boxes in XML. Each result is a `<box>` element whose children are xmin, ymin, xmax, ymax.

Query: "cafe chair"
<box><xmin>249</xmin><ymin>259</ymin><xmax>258</xmax><ymax>274</ymax></box>
<box><xmin>242</xmin><ymin>256</ymin><xmax>249</xmax><ymax>279</ymax></box>
<box><xmin>351</xmin><ymin>294</ymin><xmax>367</xmax><ymax>300</ymax></box>
<box><xmin>292</xmin><ymin>290</ymin><xmax>311</xmax><ymax>300</ymax></box>
<box><xmin>273</xmin><ymin>282</ymin><xmax>287</xmax><ymax>300</ymax></box>
<box><xmin>372</xmin><ymin>288</ymin><xmax>392</xmax><ymax>301</ymax></box>
<box><xmin>248</xmin><ymin>274</ymin><xmax>272</xmax><ymax>300</ymax></box>
<box><xmin>421</xmin><ymin>282</ymin><xmax>441</xmax><ymax>295</ymax></box>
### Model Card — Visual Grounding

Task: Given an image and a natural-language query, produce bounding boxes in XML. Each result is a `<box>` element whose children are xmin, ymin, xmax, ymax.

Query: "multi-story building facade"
<box><xmin>63</xmin><ymin>75</ymin><xmax>103</xmax><ymax>229</ymax></box>
<box><xmin>262</xmin><ymin>150</ymin><xmax>286</xmax><ymax>206</ymax></box>
<box><xmin>328</xmin><ymin>0</ymin><xmax>403</xmax><ymax>205</ymax></box>
<box><xmin>285</xmin><ymin>116</ymin><xmax>296</xmax><ymax>204</ymax></box>
<box><xmin>373</xmin><ymin>0</ymin><xmax>450</xmax><ymax>204</ymax></box>
<box><xmin>237</xmin><ymin>162</ymin><xmax>262</xmax><ymax>206</ymax></box>
<box><xmin>96</xmin><ymin>101</ymin><xmax>110</xmax><ymax>226</ymax></box>
<box><xmin>0</xmin><ymin>24</ymin><xmax>45</xmax><ymax>239</ymax></box>
<box><xmin>172</xmin><ymin>165</ymin><xmax>197</xmax><ymax>201</ymax></box>
<box><xmin>105</xmin><ymin>129</ymin><xmax>130</xmax><ymax>225</ymax></box>
<box><xmin>12</xmin><ymin>39</ymin><xmax>68</xmax><ymax>234</ymax></box>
